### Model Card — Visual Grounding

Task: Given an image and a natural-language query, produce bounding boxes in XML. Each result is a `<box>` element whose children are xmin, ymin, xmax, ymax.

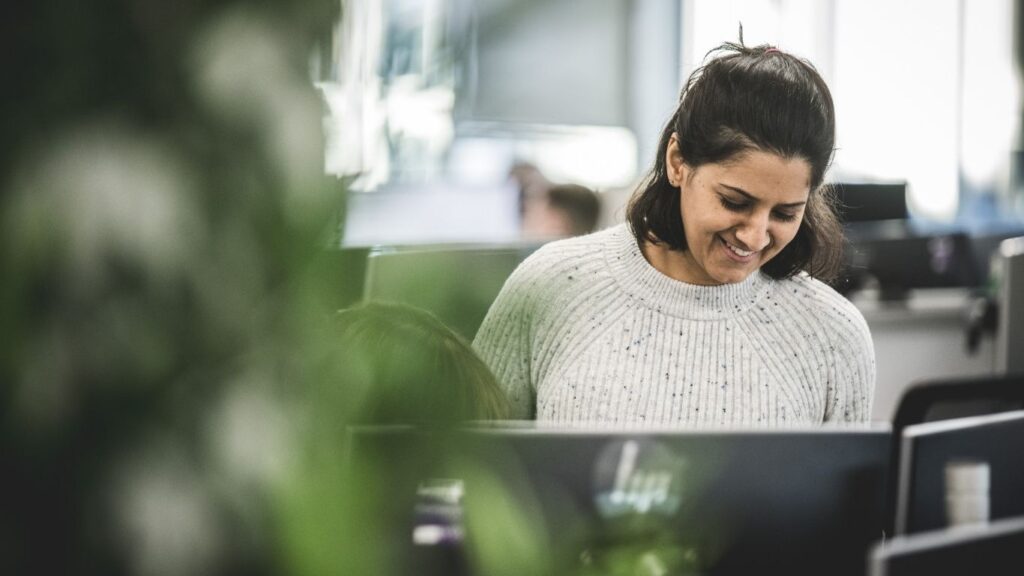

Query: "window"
<box><xmin>682</xmin><ymin>0</ymin><xmax>1022</xmax><ymax>224</ymax></box>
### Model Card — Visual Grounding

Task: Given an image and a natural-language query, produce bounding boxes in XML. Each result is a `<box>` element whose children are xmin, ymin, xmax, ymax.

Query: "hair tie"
<box><xmin>764</xmin><ymin>48</ymin><xmax>780</xmax><ymax>54</ymax></box>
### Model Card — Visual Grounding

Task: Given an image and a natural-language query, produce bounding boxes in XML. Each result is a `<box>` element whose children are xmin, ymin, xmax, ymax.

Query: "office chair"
<box><xmin>884</xmin><ymin>374</ymin><xmax>1024</xmax><ymax>535</ymax></box>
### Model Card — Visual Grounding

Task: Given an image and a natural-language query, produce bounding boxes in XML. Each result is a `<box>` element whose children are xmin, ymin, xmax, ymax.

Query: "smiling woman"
<box><xmin>473</xmin><ymin>40</ymin><xmax>875</xmax><ymax>428</ymax></box>
<box><xmin>646</xmin><ymin>147</ymin><xmax>812</xmax><ymax>286</ymax></box>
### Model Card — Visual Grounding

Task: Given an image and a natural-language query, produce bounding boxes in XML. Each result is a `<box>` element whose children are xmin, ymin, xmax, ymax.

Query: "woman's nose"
<box><xmin>735</xmin><ymin>214</ymin><xmax>771</xmax><ymax>252</ymax></box>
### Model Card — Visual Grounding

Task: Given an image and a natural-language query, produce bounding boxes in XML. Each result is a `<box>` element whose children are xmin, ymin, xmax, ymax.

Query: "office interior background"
<box><xmin>3</xmin><ymin>0</ymin><xmax>1024</xmax><ymax>575</ymax></box>
<box><xmin>329</xmin><ymin>0</ymin><xmax>1024</xmax><ymax>420</ymax></box>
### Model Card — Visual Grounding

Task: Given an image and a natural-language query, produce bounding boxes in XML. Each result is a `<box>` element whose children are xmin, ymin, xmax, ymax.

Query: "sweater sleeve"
<box><xmin>823</xmin><ymin>297</ymin><xmax>877</xmax><ymax>423</ymax></box>
<box><xmin>473</xmin><ymin>261</ymin><xmax>539</xmax><ymax>419</ymax></box>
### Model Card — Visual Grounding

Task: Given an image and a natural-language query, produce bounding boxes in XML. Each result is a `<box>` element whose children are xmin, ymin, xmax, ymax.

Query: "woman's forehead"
<box><xmin>702</xmin><ymin>151</ymin><xmax>812</xmax><ymax>202</ymax></box>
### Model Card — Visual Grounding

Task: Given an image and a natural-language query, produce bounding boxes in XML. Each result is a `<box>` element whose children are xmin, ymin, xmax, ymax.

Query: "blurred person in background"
<box><xmin>330</xmin><ymin>301</ymin><xmax>511</xmax><ymax>424</ymax></box>
<box><xmin>511</xmin><ymin>161</ymin><xmax>602</xmax><ymax>240</ymax></box>
<box><xmin>277</xmin><ymin>301</ymin><xmax>541</xmax><ymax>576</ymax></box>
<box><xmin>523</xmin><ymin>183</ymin><xmax>603</xmax><ymax>240</ymax></box>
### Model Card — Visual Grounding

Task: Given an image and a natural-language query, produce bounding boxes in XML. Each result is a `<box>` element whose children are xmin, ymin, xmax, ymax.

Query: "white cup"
<box><xmin>944</xmin><ymin>460</ymin><xmax>990</xmax><ymax>528</ymax></box>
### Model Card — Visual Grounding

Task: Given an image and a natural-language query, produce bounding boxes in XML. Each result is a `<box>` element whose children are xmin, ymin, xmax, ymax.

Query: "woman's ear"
<box><xmin>665</xmin><ymin>133</ymin><xmax>687</xmax><ymax>187</ymax></box>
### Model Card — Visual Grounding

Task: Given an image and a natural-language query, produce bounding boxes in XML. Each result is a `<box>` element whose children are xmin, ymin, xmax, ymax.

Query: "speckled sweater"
<box><xmin>472</xmin><ymin>224</ymin><xmax>875</xmax><ymax>427</ymax></box>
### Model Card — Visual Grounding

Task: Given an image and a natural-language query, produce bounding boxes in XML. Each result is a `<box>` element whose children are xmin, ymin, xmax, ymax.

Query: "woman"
<box><xmin>473</xmin><ymin>41</ymin><xmax>874</xmax><ymax>426</ymax></box>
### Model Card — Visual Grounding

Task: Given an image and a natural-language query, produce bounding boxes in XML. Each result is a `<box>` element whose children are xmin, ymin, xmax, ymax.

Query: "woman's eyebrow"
<box><xmin>719</xmin><ymin>184</ymin><xmax>807</xmax><ymax>208</ymax></box>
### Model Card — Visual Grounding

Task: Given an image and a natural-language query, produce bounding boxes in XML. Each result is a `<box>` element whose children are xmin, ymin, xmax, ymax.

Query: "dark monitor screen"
<box><xmin>870</xmin><ymin>515</ymin><xmax>1024</xmax><ymax>576</ymax></box>
<box><xmin>847</xmin><ymin>232</ymin><xmax>981</xmax><ymax>296</ymax></box>
<box><xmin>895</xmin><ymin>410</ymin><xmax>1024</xmax><ymax>535</ymax></box>
<box><xmin>346</xmin><ymin>425</ymin><xmax>891</xmax><ymax>576</ymax></box>
<box><xmin>833</xmin><ymin>182</ymin><xmax>908</xmax><ymax>223</ymax></box>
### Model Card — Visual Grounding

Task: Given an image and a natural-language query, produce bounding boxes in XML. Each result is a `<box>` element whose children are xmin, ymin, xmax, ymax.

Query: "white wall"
<box><xmin>856</xmin><ymin>291</ymin><xmax>996</xmax><ymax>421</ymax></box>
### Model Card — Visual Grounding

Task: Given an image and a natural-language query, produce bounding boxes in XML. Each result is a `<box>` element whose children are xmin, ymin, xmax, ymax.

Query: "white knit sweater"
<box><xmin>473</xmin><ymin>224</ymin><xmax>875</xmax><ymax>427</ymax></box>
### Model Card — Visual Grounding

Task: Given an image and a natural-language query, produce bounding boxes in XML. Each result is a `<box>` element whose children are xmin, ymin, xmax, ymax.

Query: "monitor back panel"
<box><xmin>347</xmin><ymin>426</ymin><xmax>891</xmax><ymax>576</ymax></box>
<box><xmin>363</xmin><ymin>244</ymin><xmax>538</xmax><ymax>341</ymax></box>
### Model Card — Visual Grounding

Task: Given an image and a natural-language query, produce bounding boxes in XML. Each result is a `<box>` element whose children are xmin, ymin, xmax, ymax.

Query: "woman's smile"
<box><xmin>721</xmin><ymin>236</ymin><xmax>758</xmax><ymax>261</ymax></box>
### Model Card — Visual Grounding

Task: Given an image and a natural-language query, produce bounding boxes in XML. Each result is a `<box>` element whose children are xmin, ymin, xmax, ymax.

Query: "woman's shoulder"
<box><xmin>770</xmin><ymin>272</ymin><xmax>871</xmax><ymax>339</ymax></box>
<box><xmin>775</xmin><ymin>272</ymin><xmax>858</xmax><ymax>308</ymax></box>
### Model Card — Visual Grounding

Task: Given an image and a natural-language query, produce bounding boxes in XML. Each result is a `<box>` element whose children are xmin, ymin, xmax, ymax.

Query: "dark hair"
<box><xmin>547</xmin><ymin>183</ymin><xmax>601</xmax><ymax>236</ymax></box>
<box><xmin>626</xmin><ymin>41</ymin><xmax>843</xmax><ymax>283</ymax></box>
<box><xmin>335</xmin><ymin>301</ymin><xmax>511</xmax><ymax>424</ymax></box>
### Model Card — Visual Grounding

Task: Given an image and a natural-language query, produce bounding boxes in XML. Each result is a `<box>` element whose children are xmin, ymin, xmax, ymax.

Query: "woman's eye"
<box><xmin>718</xmin><ymin>197</ymin><xmax>747</xmax><ymax>211</ymax></box>
<box><xmin>772</xmin><ymin>211</ymin><xmax>798</xmax><ymax>222</ymax></box>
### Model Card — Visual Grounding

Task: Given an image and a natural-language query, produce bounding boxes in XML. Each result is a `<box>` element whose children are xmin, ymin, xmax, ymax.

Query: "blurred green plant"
<box><xmin>0</xmin><ymin>1</ymin><xmax>346</xmax><ymax>574</ymax></box>
<box><xmin>0</xmin><ymin>2</ymin><xmax>557</xmax><ymax>576</ymax></box>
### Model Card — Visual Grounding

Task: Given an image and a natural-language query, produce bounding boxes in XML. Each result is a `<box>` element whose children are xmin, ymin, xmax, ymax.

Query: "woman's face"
<box><xmin>665</xmin><ymin>136</ymin><xmax>812</xmax><ymax>285</ymax></box>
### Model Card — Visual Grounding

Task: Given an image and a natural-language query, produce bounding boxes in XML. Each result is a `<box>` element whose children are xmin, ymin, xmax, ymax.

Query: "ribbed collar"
<box><xmin>603</xmin><ymin>224</ymin><xmax>770</xmax><ymax>320</ymax></box>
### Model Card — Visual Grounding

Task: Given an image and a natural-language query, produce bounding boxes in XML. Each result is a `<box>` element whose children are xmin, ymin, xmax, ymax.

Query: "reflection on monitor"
<box><xmin>870</xmin><ymin>515</ymin><xmax>1024</xmax><ymax>576</ymax></box>
<box><xmin>894</xmin><ymin>410</ymin><xmax>1024</xmax><ymax>535</ymax></box>
<box><xmin>346</xmin><ymin>425</ymin><xmax>891</xmax><ymax>576</ymax></box>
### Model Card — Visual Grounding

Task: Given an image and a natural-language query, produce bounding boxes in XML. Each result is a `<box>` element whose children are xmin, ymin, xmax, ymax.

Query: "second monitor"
<box><xmin>894</xmin><ymin>410</ymin><xmax>1024</xmax><ymax>535</ymax></box>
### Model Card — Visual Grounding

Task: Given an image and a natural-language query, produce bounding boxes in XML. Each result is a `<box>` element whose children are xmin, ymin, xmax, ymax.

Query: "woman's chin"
<box><xmin>708</xmin><ymin>265</ymin><xmax>757</xmax><ymax>285</ymax></box>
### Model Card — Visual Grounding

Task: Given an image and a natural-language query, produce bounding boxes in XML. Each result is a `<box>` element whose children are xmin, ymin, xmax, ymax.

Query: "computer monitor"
<box><xmin>848</xmin><ymin>232</ymin><xmax>981</xmax><ymax>299</ymax></box>
<box><xmin>362</xmin><ymin>243</ymin><xmax>540</xmax><ymax>340</ymax></box>
<box><xmin>832</xmin><ymin>182</ymin><xmax>908</xmax><ymax>223</ymax></box>
<box><xmin>345</xmin><ymin>424</ymin><xmax>891</xmax><ymax>576</ymax></box>
<box><xmin>894</xmin><ymin>410</ymin><xmax>1024</xmax><ymax>535</ymax></box>
<box><xmin>869</xmin><ymin>515</ymin><xmax>1024</xmax><ymax>576</ymax></box>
